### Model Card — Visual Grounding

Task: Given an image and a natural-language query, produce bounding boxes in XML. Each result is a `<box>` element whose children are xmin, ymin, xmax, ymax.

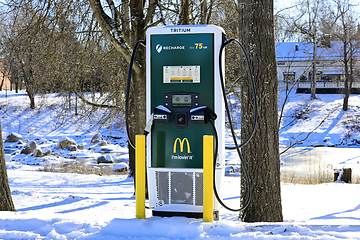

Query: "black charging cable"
<box><xmin>125</xmin><ymin>40</ymin><xmax>146</xmax><ymax>149</ymax></box>
<box><xmin>222</xmin><ymin>39</ymin><xmax>258</xmax><ymax>150</ymax></box>
<box><xmin>210</xmin><ymin>38</ymin><xmax>257</xmax><ymax>213</ymax></box>
<box><xmin>125</xmin><ymin>40</ymin><xmax>150</xmax><ymax>208</ymax></box>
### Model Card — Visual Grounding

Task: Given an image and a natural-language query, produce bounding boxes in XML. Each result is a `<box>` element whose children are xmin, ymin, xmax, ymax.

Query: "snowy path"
<box><xmin>1</xmin><ymin>170</ymin><xmax>359</xmax><ymax>239</ymax></box>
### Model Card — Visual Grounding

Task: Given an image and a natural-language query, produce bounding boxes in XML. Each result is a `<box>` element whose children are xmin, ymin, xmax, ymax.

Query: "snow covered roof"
<box><xmin>275</xmin><ymin>41</ymin><xmax>358</xmax><ymax>62</ymax></box>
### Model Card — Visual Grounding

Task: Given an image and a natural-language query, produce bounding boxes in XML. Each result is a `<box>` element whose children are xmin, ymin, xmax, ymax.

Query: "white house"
<box><xmin>276</xmin><ymin>41</ymin><xmax>360</xmax><ymax>93</ymax></box>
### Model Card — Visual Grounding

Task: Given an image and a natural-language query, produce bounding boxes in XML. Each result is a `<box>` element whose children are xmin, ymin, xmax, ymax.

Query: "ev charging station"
<box><xmin>145</xmin><ymin>25</ymin><xmax>226</xmax><ymax>219</ymax></box>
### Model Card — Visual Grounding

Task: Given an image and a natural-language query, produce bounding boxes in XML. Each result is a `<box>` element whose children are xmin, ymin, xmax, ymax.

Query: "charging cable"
<box><xmin>125</xmin><ymin>40</ymin><xmax>146</xmax><ymax>149</ymax></box>
<box><xmin>211</xmin><ymin>38</ymin><xmax>258</xmax><ymax>213</ymax></box>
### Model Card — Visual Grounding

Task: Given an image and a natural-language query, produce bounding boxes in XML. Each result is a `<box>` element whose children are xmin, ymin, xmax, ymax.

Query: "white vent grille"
<box><xmin>155</xmin><ymin>170</ymin><xmax>203</xmax><ymax>206</ymax></box>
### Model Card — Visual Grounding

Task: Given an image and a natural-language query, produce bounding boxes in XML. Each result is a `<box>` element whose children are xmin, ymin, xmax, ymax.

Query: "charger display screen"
<box><xmin>172</xmin><ymin>94</ymin><xmax>191</xmax><ymax>107</ymax></box>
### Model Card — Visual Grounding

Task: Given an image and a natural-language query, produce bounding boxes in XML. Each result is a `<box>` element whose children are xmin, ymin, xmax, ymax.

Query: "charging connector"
<box><xmin>143</xmin><ymin>114</ymin><xmax>154</xmax><ymax>136</ymax></box>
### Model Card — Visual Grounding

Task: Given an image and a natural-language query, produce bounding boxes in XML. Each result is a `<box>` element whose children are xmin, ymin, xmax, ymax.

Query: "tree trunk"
<box><xmin>343</xmin><ymin>63</ymin><xmax>349</xmax><ymax>111</ymax></box>
<box><xmin>0</xmin><ymin>120</ymin><xmax>16</xmax><ymax>211</ymax></box>
<box><xmin>21</xmin><ymin>54</ymin><xmax>36</xmax><ymax>109</ymax></box>
<box><xmin>238</xmin><ymin>0</ymin><xmax>283</xmax><ymax>222</ymax></box>
<box><xmin>128</xmin><ymin>66</ymin><xmax>146</xmax><ymax>177</ymax></box>
<box><xmin>15</xmin><ymin>81</ymin><xmax>18</xmax><ymax>93</ymax></box>
<box><xmin>121</xmin><ymin>0</ymin><xmax>130</xmax><ymax>37</ymax></box>
<box><xmin>200</xmin><ymin>0</ymin><xmax>207</xmax><ymax>24</ymax></box>
<box><xmin>178</xmin><ymin>0</ymin><xmax>189</xmax><ymax>25</ymax></box>
<box><xmin>311</xmin><ymin>38</ymin><xmax>317</xmax><ymax>99</ymax></box>
<box><xmin>128</xmin><ymin>0</ymin><xmax>147</xmax><ymax>177</ymax></box>
<box><xmin>26</xmin><ymin>89</ymin><xmax>36</xmax><ymax>109</ymax></box>
<box><xmin>343</xmin><ymin>40</ymin><xmax>350</xmax><ymax>111</ymax></box>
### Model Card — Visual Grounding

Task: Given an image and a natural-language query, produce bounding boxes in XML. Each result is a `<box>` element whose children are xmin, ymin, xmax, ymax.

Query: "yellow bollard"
<box><xmin>203</xmin><ymin>135</ymin><xmax>214</xmax><ymax>222</ymax></box>
<box><xmin>135</xmin><ymin>135</ymin><xmax>146</xmax><ymax>219</ymax></box>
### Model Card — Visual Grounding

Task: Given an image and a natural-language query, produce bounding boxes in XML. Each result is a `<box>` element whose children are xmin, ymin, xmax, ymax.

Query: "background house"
<box><xmin>0</xmin><ymin>59</ymin><xmax>11</xmax><ymax>90</ymax></box>
<box><xmin>276</xmin><ymin>41</ymin><xmax>360</xmax><ymax>93</ymax></box>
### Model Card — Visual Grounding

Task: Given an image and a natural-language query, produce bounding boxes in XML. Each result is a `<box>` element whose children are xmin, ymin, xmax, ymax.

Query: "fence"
<box><xmin>297</xmin><ymin>81</ymin><xmax>360</xmax><ymax>89</ymax></box>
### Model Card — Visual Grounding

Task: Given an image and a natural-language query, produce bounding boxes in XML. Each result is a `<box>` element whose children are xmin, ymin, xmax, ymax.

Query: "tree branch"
<box><xmin>144</xmin><ymin>0</ymin><xmax>157</xmax><ymax>27</ymax></box>
<box><xmin>280</xmin><ymin>107</ymin><xmax>338</xmax><ymax>155</ymax></box>
<box><xmin>278</xmin><ymin>79</ymin><xmax>299</xmax><ymax>128</ymax></box>
<box><xmin>89</xmin><ymin>0</ymin><xmax>142</xmax><ymax>74</ymax></box>
<box><xmin>75</xmin><ymin>91</ymin><xmax>120</xmax><ymax>109</ymax></box>
<box><xmin>156</xmin><ymin>0</ymin><xmax>167</xmax><ymax>25</ymax></box>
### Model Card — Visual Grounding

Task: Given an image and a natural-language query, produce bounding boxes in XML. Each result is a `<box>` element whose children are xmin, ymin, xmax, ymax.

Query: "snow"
<box><xmin>1</xmin><ymin>90</ymin><xmax>360</xmax><ymax>239</ymax></box>
<box><xmin>2</xmin><ymin>170</ymin><xmax>360</xmax><ymax>239</ymax></box>
<box><xmin>112</xmin><ymin>162</ymin><xmax>128</xmax><ymax>172</ymax></box>
<box><xmin>8</xmin><ymin>132</ymin><xmax>22</xmax><ymax>138</ymax></box>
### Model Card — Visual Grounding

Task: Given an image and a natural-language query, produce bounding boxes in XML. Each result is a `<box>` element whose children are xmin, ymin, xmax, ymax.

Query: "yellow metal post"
<box><xmin>203</xmin><ymin>135</ymin><xmax>214</xmax><ymax>222</ymax></box>
<box><xmin>135</xmin><ymin>135</ymin><xmax>146</xmax><ymax>219</ymax></box>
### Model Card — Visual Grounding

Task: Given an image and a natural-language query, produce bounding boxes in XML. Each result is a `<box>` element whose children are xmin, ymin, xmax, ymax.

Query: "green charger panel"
<box><xmin>150</xmin><ymin>33</ymin><xmax>214</xmax><ymax>168</ymax></box>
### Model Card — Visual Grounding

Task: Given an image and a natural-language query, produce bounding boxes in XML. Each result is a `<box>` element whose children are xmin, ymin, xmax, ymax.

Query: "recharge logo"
<box><xmin>173</xmin><ymin>138</ymin><xmax>190</xmax><ymax>153</ymax></box>
<box><xmin>156</xmin><ymin>44</ymin><xmax>163</xmax><ymax>53</ymax></box>
<box><xmin>155</xmin><ymin>44</ymin><xmax>185</xmax><ymax>54</ymax></box>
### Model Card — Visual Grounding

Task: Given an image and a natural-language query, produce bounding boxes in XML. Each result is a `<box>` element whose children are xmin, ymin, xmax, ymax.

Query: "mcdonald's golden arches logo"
<box><xmin>173</xmin><ymin>138</ymin><xmax>191</xmax><ymax>153</ymax></box>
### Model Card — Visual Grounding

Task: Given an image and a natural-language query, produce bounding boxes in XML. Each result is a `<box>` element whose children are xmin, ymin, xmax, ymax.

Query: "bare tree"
<box><xmin>332</xmin><ymin>0</ymin><xmax>359</xmax><ymax>111</ymax></box>
<box><xmin>274</xmin><ymin>1</ymin><xmax>303</xmax><ymax>42</ymax></box>
<box><xmin>89</xmin><ymin>0</ymin><xmax>150</xmax><ymax>177</ymax></box>
<box><xmin>1</xmin><ymin>0</ymin><xmax>125</xmax><ymax>113</ymax></box>
<box><xmin>88</xmin><ymin>0</ymin><xmax>217</xmax><ymax>176</ymax></box>
<box><xmin>1</xmin><ymin>0</ymin><xmax>77</xmax><ymax>108</ymax></box>
<box><xmin>2</xmin><ymin>0</ymin><xmax>218</xmax><ymax>177</ymax></box>
<box><xmin>284</xmin><ymin>0</ymin><xmax>342</xmax><ymax>99</ymax></box>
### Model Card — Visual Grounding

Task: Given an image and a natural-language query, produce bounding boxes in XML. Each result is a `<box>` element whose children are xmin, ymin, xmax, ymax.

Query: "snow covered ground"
<box><xmin>2</xmin><ymin>170</ymin><xmax>360</xmax><ymax>239</ymax></box>
<box><xmin>1</xmin><ymin>90</ymin><xmax>360</xmax><ymax>239</ymax></box>
<box><xmin>278</xmin><ymin>88</ymin><xmax>360</xmax><ymax>183</ymax></box>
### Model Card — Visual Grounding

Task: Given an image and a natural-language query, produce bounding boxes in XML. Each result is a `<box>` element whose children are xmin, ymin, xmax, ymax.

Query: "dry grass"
<box><xmin>280</xmin><ymin>156</ymin><xmax>334</xmax><ymax>184</ymax></box>
<box><xmin>281</xmin><ymin>172</ymin><xmax>333</xmax><ymax>184</ymax></box>
<box><xmin>281</xmin><ymin>163</ymin><xmax>360</xmax><ymax>185</ymax></box>
<box><xmin>41</xmin><ymin>158</ymin><xmax>360</xmax><ymax>184</ymax></box>
<box><xmin>351</xmin><ymin>174</ymin><xmax>360</xmax><ymax>184</ymax></box>
<box><xmin>42</xmin><ymin>160</ymin><xmax>128</xmax><ymax>176</ymax></box>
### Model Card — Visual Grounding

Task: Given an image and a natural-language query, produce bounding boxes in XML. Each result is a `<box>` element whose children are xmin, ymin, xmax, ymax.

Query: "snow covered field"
<box><xmin>1</xmin><ymin>90</ymin><xmax>360</xmax><ymax>239</ymax></box>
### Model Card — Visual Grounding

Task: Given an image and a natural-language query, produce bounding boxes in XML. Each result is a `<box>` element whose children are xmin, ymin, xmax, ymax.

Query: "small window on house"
<box><xmin>321</xmin><ymin>72</ymin><xmax>345</xmax><ymax>81</ymax></box>
<box><xmin>283</xmin><ymin>72</ymin><xmax>295</xmax><ymax>82</ymax></box>
<box><xmin>309</xmin><ymin>72</ymin><xmax>322</xmax><ymax>81</ymax></box>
